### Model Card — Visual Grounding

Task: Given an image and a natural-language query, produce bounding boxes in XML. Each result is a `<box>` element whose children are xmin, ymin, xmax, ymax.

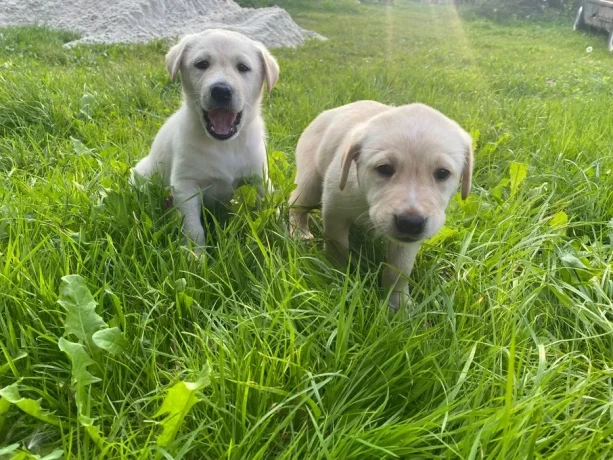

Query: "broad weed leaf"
<box><xmin>6</xmin><ymin>448</ymin><xmax>64</xmax><ymax>460</ymax></box>
<box><xmin>79</xmin><ymin>92</ymin><xmax>96</xmax><ymax>120</ymax></box>
<box><xmin>57</xmin><ymin>275</ymin><xmax>106</xmax><ymax>349</ymax></box>
<box><xmin>491</xmin><ymin>178</ymin><xmax>509</xmax><ymax>202</ymax></box>
<box><xmin>0</xmin><ymin>444</ymin><xmax>19</xmax><ymax>456</ymax></box>
<box><xmin>0</xmin><ymin>397</ymin><xmax>10</xmax><ymax>414</ymax></box>
<box><xmin>559</xmin><ymin>251</ymin><xmax>593</xmax><ymax>283</ymax></box>
<box><xmin>154</xmin><ymin>366</ymin><xmax>211</xmax><ymax>447</ymax></box>
<box><xmin>79</xmin><ymin>415</ymin><xmax>109</xmax><ymax>450</ymax></box>
<box><xmin>0</xmin><ymin>383</ymin><xmax>60</xmax><ymax>426</ymax></box>
<box><xmin>58</xmin><ymin>337</ymin><xmax>100</xmax><ymax>415</ymax></box>
<box><xmin>174</xmin><ymin>278</ymin><xmax>187</xmax><ymax>293</ymax></box>
<box><xmin>92</xmin><ymin>327</ymin><xmax>128</xmax><ymax>356</ymax></box>
<box><xmin>71</xmin><ymin>137</ymin><xmax>92</xmax><ymax>156</ymax></box>
<box><xmin>269</xmin><ymin>150</ymin><xmax>292</xmax><ymax>188</ymax></box>
<box><xmin>40</xmin><ymin>450</ymin><xmax>64</xmax><ymax>460</ymax></box>
<box><xmin>58</xmin><ymin>338</ymin><xmax>100</xmax><ymax>387</ymax></box>
<box><xmin>559</xmin><ymin>253</ymin><xmax>588</xmax><ymax>270</ymax></box>
<box><xmin>425</xmin><ymin>226</ymin><xmax>458</xmax><ymax>246</ymax></box>
<box><xmin>178</xmin><ymin>292</ymin><xmax>194</xmax><ymax>310</ymax></box>
<box><xmin>509</xmin><ymin>162</ymin><xmax>528</xmax><ymax>196</ymax></box>
<box><xmin>550</xmin><ymin>211</ymin><xmax>568</xmax><ymax>228</ymax></box>
<box><xmin>0</xmin><ymin>397</ymin><xmax>9</xmax><ymax>432</ymax></box>
<box><xmin>230</xmin><ymin>184</ymin><xmax>258</xmax><ymax>213</ymax></box>
<box><xmin>470</xmin><ymin>129</ymin><xmax>480</xmax><ymax>146</ymax></box>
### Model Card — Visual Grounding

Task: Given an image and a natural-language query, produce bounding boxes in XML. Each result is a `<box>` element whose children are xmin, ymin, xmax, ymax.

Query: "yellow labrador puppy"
<box><xmin>289</xmin><ymin>101</ymin><xmax>473</xmax><ymax>310</ymax></box>
<box><xmin>134</xmin><ymin>29</ymin><xmax>279</xmax><ymax>250</ymax></box>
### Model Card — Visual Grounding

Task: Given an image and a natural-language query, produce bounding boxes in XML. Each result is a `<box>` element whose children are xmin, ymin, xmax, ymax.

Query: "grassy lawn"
<box><xmin>1</xmin><ymin>1</ymin><xmax>613</xmax><ymax>458</ymax></box>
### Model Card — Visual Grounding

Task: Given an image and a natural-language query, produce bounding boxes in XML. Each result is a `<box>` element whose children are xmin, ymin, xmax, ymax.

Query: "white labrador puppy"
<box><xmin>134</xmin><ymin>29</ymin><xmax>279</xmax><ymax>249</ymax></box>
<box><xmin>289</xmin><ymin>101</ymin><xmax>473</xmax><ymax>310</ymax></box>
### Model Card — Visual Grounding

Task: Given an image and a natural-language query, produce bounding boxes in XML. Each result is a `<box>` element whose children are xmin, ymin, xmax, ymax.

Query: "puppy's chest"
<box><xmin>178</xmin><ymin>144</ymin><xmax>264</xmax><ymax>198</ymax></box>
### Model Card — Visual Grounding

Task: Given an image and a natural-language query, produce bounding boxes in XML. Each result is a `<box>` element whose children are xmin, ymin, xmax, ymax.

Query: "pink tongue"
<box><xmin>208</xmin><ymin>108</ymin><xmax>237</xmax><ymax>135</ymax></box>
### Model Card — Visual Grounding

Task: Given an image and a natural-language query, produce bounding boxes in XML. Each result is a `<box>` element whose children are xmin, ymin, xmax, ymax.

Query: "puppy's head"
<box><xmin>339</xmin><ymin>104</ymin><xmax>473</xmax><ymax>244</ymax></box>
<box><xmin>165</xmin><ymin>29</ymin><xmax>279</xmax><ymax>141</ymax></box>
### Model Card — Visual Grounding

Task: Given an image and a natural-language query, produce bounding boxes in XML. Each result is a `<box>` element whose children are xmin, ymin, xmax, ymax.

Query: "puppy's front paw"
<box><xmin>388</xmin><ymin>290</ymin><xmax>411</xmax><ymax>312</ymax></box>
<box><xmin>288</xmin><ymin>215</ymin><xmax>313</xmax><ymax>240</ymax></box>
<box><xmin>181</xmin><ymin>245</ymin><xmax>206</xmax><ymax>263</ymax></box>
<box><xmin>190</xmin><ymin>248</ymin><xmax>206</xmax><ymax>263</ymax></box>
<box><xmin>291</xmin><ymin>227</ymin><xmax>314</xmax><ymax>240</ymax></box>
<box><xmin>325</xmin><ymin>242</ymin><xmax>349</xmax><ymax>266</ymax></box>
<box><xmin>388</xmin><ymin>291</ymin><xmax>402</xmax><ymax>312</ymax></box>
<box><xmin>181</xmin><ymin>227</ymin><xmax>206</xmax><ymax>262</ymax></box>
<box><xmin>183</xmin><ymin>225</ymin><xmax>206</xmax><ymax>247</ymax></box>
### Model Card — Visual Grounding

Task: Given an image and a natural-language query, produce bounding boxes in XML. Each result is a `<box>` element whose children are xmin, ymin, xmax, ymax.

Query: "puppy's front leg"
<box><xmin>174</xmin><ymin>185</ymin><xmax>206</xmax><ymax>250</ymax></box>
<box><xmin>323</xmin><ymin>213</ymin><xmax>351</xmax><ymax>265</ymax></box>
<box><xmin>383</xmin><ymin>242</ymin><xmax>420</xmax><ymax>311</ymax></box>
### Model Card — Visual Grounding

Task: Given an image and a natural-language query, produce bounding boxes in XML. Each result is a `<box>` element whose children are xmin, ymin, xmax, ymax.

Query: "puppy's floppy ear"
<box><xmin>166</xmin><ymin>36</ymin><xmax>191</xmax><ymax>82</ymax></box>
<box><xmin>461</xmin><ymin>133</ymin><xmax>474</xmax><ymax>200</ymax></box>
<box><xmin>339</xmin><ymin>133</ymin><xmax>362</xmax><ymax>191</ymax></box>
<box><xmin>257</xmin><ymin>44</ymin><xmax>279</xmax><ymax>94</ymax></box>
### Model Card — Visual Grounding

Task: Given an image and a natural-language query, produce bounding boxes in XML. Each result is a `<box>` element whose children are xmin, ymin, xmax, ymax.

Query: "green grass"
<box><xmin>1</xmin><ymin>1</ymin><xmax>613</xmax><ymax>458</ymax></box>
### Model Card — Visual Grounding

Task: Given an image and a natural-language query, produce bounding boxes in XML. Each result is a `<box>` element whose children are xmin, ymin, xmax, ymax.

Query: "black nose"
<box><xmin>395</xmin><ymin>214</ymin><xmax>426</xmax><ymax>237</ymax></box>
<box><xmin>210</xmin><ymin>83</ymin><xmax>233</xmax><ymax>103</ymax></box>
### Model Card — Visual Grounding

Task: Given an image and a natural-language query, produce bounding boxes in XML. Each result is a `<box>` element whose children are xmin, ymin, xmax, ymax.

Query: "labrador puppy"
<box><xmin>133</xmin><ymin>29</ymin><xmax>279</xmax><ymax>250</ymax></box>
<box><xmin>289</xmin><ymin>101</ymin><xmax>473</xmax><ymax>310</ymax></box>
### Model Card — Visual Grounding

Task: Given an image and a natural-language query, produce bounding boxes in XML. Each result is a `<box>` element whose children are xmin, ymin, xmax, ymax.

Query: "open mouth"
<box><xmin>392</xmin><ymin>235</ymin><xmax>421</xmax><ymax>244</ymax></box>
<box><xmin>203</xmin><ymin>108</ymin><xmax>242</xmax><ymax>140</ymax></box>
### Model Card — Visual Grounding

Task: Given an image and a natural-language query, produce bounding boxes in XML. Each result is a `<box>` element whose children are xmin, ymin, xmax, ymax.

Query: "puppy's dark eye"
<box><xmin>195</xmin><ymin>60</ymin><xmax>210</xmax><ymax>70</ymax></box>
<box><xmin>376</xmin><ymin>164</ymin><xmax>395</xmax><ymax>177</ymax></box>
<box><xmin>237</xmin><ymin>63</ymin><xmax>250</xmax><ymax>73</ymax></box>
<box><xmin>434</xmin><ymin>168</ymin><xmax>451</xmax><ymax>181</ymax></box>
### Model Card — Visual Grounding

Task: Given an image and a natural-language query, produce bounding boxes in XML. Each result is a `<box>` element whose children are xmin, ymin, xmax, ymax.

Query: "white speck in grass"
<box><xmin>586</xmin><ymin>46</ymin><xmax>593</xmax><ymax>53</ymax></box>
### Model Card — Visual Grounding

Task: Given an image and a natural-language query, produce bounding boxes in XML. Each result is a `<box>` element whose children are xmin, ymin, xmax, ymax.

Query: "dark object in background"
<box><xmin>574</xmin><ymin>0</ymin><xmax>613</xmax><ymax>51</ymax></box>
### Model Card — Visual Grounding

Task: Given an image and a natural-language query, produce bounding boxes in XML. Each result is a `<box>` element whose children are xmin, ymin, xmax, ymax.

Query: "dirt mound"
<box><xmin>0</xmin><ymin>0</ymin><xmax>325</xmax><ymax>47</ymax></box>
